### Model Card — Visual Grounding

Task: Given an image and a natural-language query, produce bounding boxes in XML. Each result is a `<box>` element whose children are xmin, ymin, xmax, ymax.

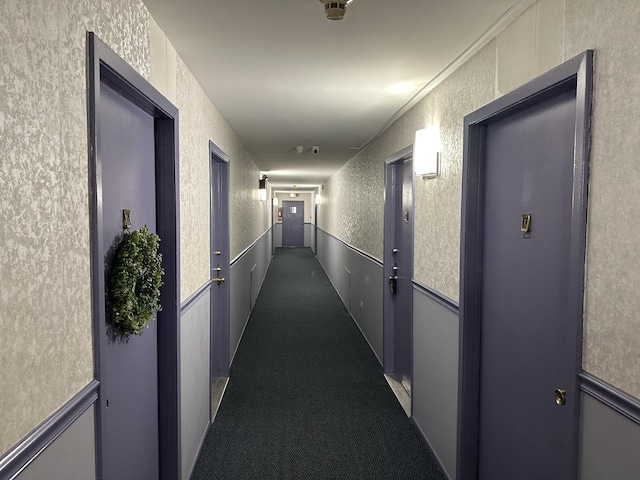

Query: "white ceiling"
<box><xmin>143</xmin><ymin>0</ymin><xmax>523</xmax><ymax>190</ymax></box>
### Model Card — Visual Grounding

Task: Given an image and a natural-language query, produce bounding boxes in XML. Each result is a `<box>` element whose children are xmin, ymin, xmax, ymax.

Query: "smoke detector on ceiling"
<box><xmin>320</xmin><ymin>0</ymin><xmax>347</xmax><ymax>20</ymax></box>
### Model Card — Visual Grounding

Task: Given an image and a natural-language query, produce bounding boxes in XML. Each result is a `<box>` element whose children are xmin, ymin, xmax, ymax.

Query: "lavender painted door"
<box><xmin>99</xmin><ymin>84</ymin><xmax>159</xmax><ymax>479</ymax></box>
<box><xmin>282</xmin><ymin>200</ymin><xmax>304</xmax><ymax>247</ymax></box>
<box><xmin>392</xmin><ymin>159</ymin><xmax>413</xmax><ymax>394</ymax></box>
<box><xmin>478</xmin><ymin>90</ymin><xmax>578</xmax><ymax>479</ymax></box>
<box><xmin>210</xmin><ymin>147</ymin><xmax>230</xmax><ymax>378</ymax></box>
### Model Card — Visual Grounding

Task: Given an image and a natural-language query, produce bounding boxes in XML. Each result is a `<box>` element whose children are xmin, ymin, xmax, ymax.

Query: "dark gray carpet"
<box><xmin>191</xmin><ymin>247</ymin><xmax>445</xmax><ymax>479</ymax></box>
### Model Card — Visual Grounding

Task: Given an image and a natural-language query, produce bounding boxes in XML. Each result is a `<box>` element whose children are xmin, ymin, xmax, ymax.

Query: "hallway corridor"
<box><xmin>191</xmin><ymin>248</ymin><xmax>444</xmax><ymax>479</ymax></box>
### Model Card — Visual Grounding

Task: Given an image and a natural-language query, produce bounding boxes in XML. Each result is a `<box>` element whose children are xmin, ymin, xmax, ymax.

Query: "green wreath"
<box><xmin>108</xmin><ymin>225</ymin><xmax>164</xmax><ymax>336</ymax></box>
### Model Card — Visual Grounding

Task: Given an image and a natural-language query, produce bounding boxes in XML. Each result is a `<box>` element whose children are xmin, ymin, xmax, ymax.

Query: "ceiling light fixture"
<box><xmin>320</xmin><ymin>0</ymin><xmax>347</xmax><ymax>20</ymax></box>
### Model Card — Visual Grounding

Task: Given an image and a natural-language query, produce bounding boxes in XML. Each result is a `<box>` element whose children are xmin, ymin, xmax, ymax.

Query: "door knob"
<box><xmin>554</xmin><ymin>388</ymin><xmax>567</xmax><ymax>406</ymax></box>
<box><xmin>214</xmin><ymin>277</ymin><xmax>226</xmax><ymax>284</ymax></box>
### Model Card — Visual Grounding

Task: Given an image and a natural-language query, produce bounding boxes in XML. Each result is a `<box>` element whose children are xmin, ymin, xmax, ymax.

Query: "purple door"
<box><xmin>282</xmin><ymin>200</ymin><xmax>304</xmax><ymax>247</ymax></box>
<box><xmin>478</xmin><ymin>90</ymin><xmax>578</xmax><ymax>478</ymax></box>
<box><xmin>391</xmin><ymin>159</ymin><xmax>413</xmax><ymax>394</ymax></box>
<box><xmin>210</xmin><ymin>146</ymin><xmax>230</xmax><ymax>378</ymax></box>
<box><xmin>99</xmin><ymin>84</ymin><xmax>159</xmax><ymax>479</ymax></box>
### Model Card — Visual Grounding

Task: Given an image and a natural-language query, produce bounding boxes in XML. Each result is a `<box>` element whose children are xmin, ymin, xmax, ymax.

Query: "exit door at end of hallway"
<box><xmin>282</xmin><ymin>200</ymin><xmax>304</xmax><ymax>247</ymax></box>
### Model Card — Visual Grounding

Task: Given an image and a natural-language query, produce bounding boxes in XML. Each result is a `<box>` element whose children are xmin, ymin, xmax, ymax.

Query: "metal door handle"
<box><xmin>389</xmin><ymin>275</ymin><xmax>397</xmax><ymax>294</ymax></box>
<box><xmin>214</xmin><ymin>277</ymin><xmax>226</xmax><ymax>284</ymax></box>
<box><xmin>554</xmin><ymin>388</ymin><xmax>567</xmax><ymax>406</ymax></box>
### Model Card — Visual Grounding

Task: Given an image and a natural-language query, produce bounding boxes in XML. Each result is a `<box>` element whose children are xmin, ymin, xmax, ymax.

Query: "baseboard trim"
<box><xmin>315</xmin><ymin>231</ymin><xmax>383</xmax><ymax>366</ymax></box>
<box><xmin>186</xmin><ymin>420</ymin><xmax>211</xmax><ymax>480</ymax></box>
<box><xmin>410</xmin><ymin>417</ymin><xmax>453</xmax><ymax>480</ymax></box>
<box><xmin>349</xmin><ymin>308</ymin><xmax>383</xmax><ymax>367</ymax></box>
<box><xmin>579</xmin><ymin>371</ymin><xmax>640</xmax><ymax>427</ymax></box>
<box><xmin>229</xmin><ymin>250</ymin><xmax>272</xmax><ymax>366</ymax></box>
<box><xmin>0</xmin><ymin>379</ymin><xmax>99</xmax><ymax>479</ymax></box>
<box><xmin>230</xmin><ymin>310</ymin><xmax>252</xmax><ymax>366</ymax></box>
<box><xmin>316</xmin><ymin>253</ymin><xmax>383</xmax><ymax>367</ymax></box>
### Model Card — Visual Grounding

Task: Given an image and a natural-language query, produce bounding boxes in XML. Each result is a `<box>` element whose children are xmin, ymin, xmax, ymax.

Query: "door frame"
<box><xmin>457</xmin><ymin>50</ymin><xmax>593</xmax><ymax>479</ymax></box>
<box><xmin>314</xmin><ymin>201</ymin><xmax>318</xmax><ymax>254</ymax></box>
<box><xmin>87</xmin><ymin>33</ymin><xmax>181</xmax><ymax>480</ymax></box>
<box><xmin>382</xmin><ymin>145</ymin><xmax>414</xmax><ymax>376</ymax></box>
<box><xmin>209</xmin><ymin>140</ymin><xmax>230</xmax><ymax>379</ymax></box>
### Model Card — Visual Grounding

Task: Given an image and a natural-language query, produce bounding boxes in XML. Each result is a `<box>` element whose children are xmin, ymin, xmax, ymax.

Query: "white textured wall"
<box><xmin>0</xmin><ymin>0</ymin><xmax>151</xmax><ymax>455</ymax></box>
<box><xmin>322</xmin><ymin>0</ymin><xmax>564</xmax><ymax>302</ymax></box>
<box><xmin>564</xmin><ymin>0</ymin><xmax>640</xmax><ymax>398</ymax></box>
<box><xmin>322</xmin><ymin>42</ymin><xmax>496</xmax><ymax>297</ymax></box>
<box><xmin>0</xmin><ymin>0</ymin><xmax>268</xmax><ymax>457</ymax></box>
<box><xmin>148</xmin><ymin>14</ymin><xmax>271</xmax><ymax>301</ymax></box>
<box><xmin>411</xmin><ymin>44</ymin><xmax>497</xmax><ymax>300</ymax></box>
<box><xmin>320</xmin><ymin>149</ymin><xmax>385</xmax><ymax>261</ymax></box>
<box><xmin>175</xmin><ymin>54</ymin><xmax>269</xmax><ymax>298</ymax></box>
<box><xmin>324</xmin><ymin>0</ymin><xmax>640</xmax><ymax>399</ymax></box>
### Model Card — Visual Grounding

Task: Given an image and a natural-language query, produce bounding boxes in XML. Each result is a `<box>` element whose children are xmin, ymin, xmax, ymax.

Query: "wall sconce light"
<box><xmin>272</xmin><ymin>197</ymin><xmax>279</xmax><ymax>206</ymax></box>
<box><xmin>258</xmin><ymin>177</ymin><xmax>267</xmax><ymax>202</ymax></box>
<box><xmin>315</xmin><ymin>194</ymin><xmax>322</xmax><ymax>205</ymax></box>
<box><xmin>413</xmin><ymin>128</ymin><xmax>440</xmax><ymax>178</ymax></box>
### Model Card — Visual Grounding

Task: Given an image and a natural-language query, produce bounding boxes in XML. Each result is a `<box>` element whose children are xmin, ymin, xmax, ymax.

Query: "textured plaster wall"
<box><xmin>322</xmin><ymin>0</ymin><xmax>565</xmax><ymax>302</ymax></box>
<box><xmin>174</xmin><ymin>57</ymin><xmax>214</xmax><ymax>301</ymax></box>
<box><xmin>410</xmin><ymin>44</ymin><xmax>496</xmax><ymax>300</ymax></box>
<box><xmin>322</xmin><ymin>42</ymin><xmax>495</xmax><ymax>294</ymax></box>
<box><xmin>0</xmin><ymin>0</ymin><xmax>150</xmax><ymax>455</ymax></box>
<box><xmin>173</xmin><ymin>54</ymin><xmax>269</xmax><ymax>300</ymax></box>
<box><xmin>564</xmin><ymin>0</ymin><xmax>640</xmax><ymax>397</ymax></box>
<box><xmin>0</xmin><ymin>0</ymin><xmax>268</xmax><ymax>458</ymax></box>
<box><xmin>324</xmin><ymin>0</ymin><xmax>640</xmax><ymax>399</ymax></box>
<box><xmin>320</xmin><ymin>149</ymin><xmax>385</xmax><ymax>261</ymax></box>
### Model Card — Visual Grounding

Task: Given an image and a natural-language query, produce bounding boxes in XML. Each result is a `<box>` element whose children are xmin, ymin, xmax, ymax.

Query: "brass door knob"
<box><xmin>554</xmin><ymin>388</ymin><xmax>567</xmax><ymax>406</ymax></box>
